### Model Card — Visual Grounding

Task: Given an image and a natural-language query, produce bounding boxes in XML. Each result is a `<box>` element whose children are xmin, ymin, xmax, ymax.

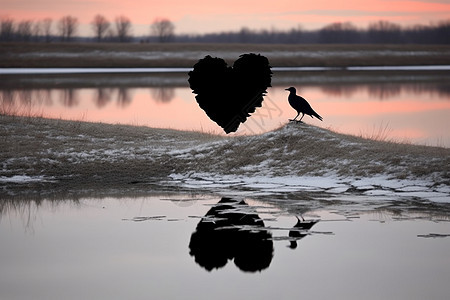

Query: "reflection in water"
<box><xmin>0</xmin><ymin>87</ymin><xmax>173</xmax><ymax>112</ymax></box>
<box><xmin>2</xmin><ymin>83</ymin><xmax>449</xmax><ymax>110</ymax></box>
<box><xmin>118</xmin><ymin>87</ymin><xmax>133</xmax><ymax>107</ymax></box>
<box><xmin>60</xmin><ymin>88</ymin><xmax>79</xmax><ymax>107</ymax></box>
<box><xmin>288</xmin><ymin>216</ymin><xmax>319</xmax><ymax>249</ymax></box>
<box><xmin>92</xmin><ymin>87</ymin><xmax>135</xmax><ymax>108</ymax></box>
<box><xmin>319</xmin><ymin>82</ymin><xmax>450</xmax><ymax>100</ymax></box>
<box><xmin>151</xmin><ymin>87</ymin><xmax>175</xmax><ymax>102</ymax></box>
<box><xmin>94</xmin><ymin>88</ymin><xmax>113</xmax><ymax>108</ymax></box>
<box><xmin>0</xmin><ymin>198</ymin><xmax>80</xmax><ymax>232</ymax></box>
<box><xmin>1</xmin><ymin>195</ymin><xmax>449</xmax><ymax>299</ymax></box>
<box><xmin>1</xmin><ymin>78</ymin><xmax>450</xmax><ymax>146</ymax></box>
<box><xmin>189</xmin><ymin>197</ymin><xmax>274</xmax><ymax>272</ymax></box>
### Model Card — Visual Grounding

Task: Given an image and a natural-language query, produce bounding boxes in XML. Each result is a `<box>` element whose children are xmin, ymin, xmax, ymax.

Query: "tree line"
<box><xmin>0</xmin><ymin>15</ymin><xmax>175</xmax><ymax>43</ymax></box>
<box><xmin>179</xmin><ymin>20</ymin><xmax>450</xmax><ymax>44</ymax></box>
<box><xmin>1</xmin><ymin>15</ymin><xmax>449</xmax><ymax>44</ymax></box>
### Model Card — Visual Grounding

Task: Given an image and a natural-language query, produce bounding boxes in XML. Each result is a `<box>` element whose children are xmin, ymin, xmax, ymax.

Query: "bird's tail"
<box><xmin>312</xmin><ymin>110</ymin><xmax>323</xmax><ymax>121</ymax></box>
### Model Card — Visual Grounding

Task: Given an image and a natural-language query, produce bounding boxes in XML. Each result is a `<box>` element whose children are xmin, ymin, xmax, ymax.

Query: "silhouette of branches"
<box><xmin>57</xmin><ymin>15</ymin><xmax>78</xmax><ymax>42</ymax></box>
<box><xmin>114</xmin><ymin>15</ymin><xmax>132</xmax><ymax>43</ymax></box>
<box><xmin>151</xmin><ymin>18</ymin><xmax>175</xmax><ymax>43</ymax></box>
<box><xmin>0</xmin><ymin>15</ymin><xmax>449</xmax><ymax>44</ymax></box>
<box><xmin>91</xmin><ymin>14</ymin><xmax>110</xmax><ymax>42</ymax></box>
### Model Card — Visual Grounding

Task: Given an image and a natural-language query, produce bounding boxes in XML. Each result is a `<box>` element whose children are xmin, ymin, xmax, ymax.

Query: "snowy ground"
<box><xmin>1</xmin><ymin>116</ymin><xmax>449</xmax><ymax>210</ymax></box>
<box><xmin>163</xmin><ymin>172</ymin><xmax>450</xmax><ymax>204</ymax></box>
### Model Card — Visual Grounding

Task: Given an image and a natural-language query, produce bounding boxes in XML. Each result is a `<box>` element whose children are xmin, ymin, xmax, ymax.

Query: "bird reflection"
<box><xmin>189</xmin><ymin>197</ymin><xmax>273</xmax><ymax>272</ymax></box>
<box><xmin>288</xmin><ymin>216</ymin><xmax>319</xmax><ymax>249</ymax></box>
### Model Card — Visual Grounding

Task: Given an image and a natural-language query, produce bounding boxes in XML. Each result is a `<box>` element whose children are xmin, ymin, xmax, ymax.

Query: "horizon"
<box><xmin>1</xmin><ymin>0</ymin><xmax>450</xmax><ymax>36</ymax></box>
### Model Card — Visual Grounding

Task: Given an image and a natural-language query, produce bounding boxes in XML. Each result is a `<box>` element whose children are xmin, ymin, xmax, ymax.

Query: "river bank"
<box><xmin>2</xmin><ymin>43</ymin><xmax>450</xmax><ymax>68</ymax></box>
<box><xmin>1</xmin><ymin>115</ymin><xmax>449</xmax><ymax>204</ymax></box>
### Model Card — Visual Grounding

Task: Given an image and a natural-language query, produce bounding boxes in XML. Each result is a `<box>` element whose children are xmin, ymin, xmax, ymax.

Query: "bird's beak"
<box><xmin>285</xmin><ymin>88</ymin><xmax>289</xmax><ymax>91</ymax></box>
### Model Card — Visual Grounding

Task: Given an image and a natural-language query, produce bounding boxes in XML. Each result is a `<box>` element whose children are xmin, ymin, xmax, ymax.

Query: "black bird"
<box><xmin>288</xmin><ymin>216</ymin><xmax>319</xmax><ymax>249</ymax></box>
<box><xmin>285</xmin><ymin>87</ymin><xmax>323</xmax><ymax>122</ymax></box>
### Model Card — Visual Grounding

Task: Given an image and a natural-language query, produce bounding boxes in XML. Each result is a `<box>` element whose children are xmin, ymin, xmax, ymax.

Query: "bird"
<box><xmin>288</xmin><ymin>216</ymin><xmax>319</xmax><ymax>249</ymax></box>
<box><xmin>285</xmin><ymin>87</ymin><xmax>323</xmax><ymax>123</ymax></box>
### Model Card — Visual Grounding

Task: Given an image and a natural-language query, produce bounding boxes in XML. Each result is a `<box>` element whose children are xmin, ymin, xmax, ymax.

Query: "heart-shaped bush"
<box><xmin>188</xmin><ymin>53</ymin><xmax>272</xmax><ymax>133</ymax></box>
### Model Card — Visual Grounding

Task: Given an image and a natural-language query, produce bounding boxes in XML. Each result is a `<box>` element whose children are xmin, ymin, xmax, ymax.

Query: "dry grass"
<box><xmin>191</xmin><ymin>123</ymin><xmax>449</xmax><ymax>179</ymax></box>
<box><xmin>1</xmin><ymin>115</ymin><xmax>449</xmax><ymax>200</ymax></box>
<box><xmin>0</xmin><ymin>115</ymin><xmax>221</xmax><ymax>187</ymax></box>
<box><xmin>1</xmin><ymin>42</ymin><xmax>450</xmax><ymax>68</ymax></box>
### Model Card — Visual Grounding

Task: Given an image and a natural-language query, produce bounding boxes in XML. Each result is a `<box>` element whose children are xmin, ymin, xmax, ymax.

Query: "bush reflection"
<box><xmin>189</xmin><ymin>197</ymin><xmax>273</xmax><ymax>272</ymax></box>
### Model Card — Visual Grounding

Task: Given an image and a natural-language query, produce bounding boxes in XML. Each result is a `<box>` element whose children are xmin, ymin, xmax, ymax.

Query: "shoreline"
<box><xmin>2</xmin><ymin>68</ymin><xmax>450</xmax><ymax>90</ymax></box>
<box><xmin>2</xmin><ymin>65</ymin><xmax>450</xmax><ymax>75</ymax></box>
<box><xmin>1</xmin><ymin>115</ymin><xmax>449</xmax><ymax>203</ymax></box>
<box><xmin>2</xmin><ymin>42</ymin><xmax>450</xmax><ymax>68</ymax></box>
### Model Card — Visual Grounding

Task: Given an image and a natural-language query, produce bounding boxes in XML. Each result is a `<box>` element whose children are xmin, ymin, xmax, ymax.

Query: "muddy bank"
<box><xmin>2</xmin><ymin>43</ymin><xmax>450</xmax><ymax>68</ymax></box>
<box><xmin>1</xmin><ymin>115</ymin><xmax>449</xmax><ymax>200</ymax></box>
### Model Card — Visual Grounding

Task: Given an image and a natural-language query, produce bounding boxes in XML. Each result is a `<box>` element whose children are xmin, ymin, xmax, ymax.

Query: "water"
<box><xmin>2</xmin><ymin>70</ymin><xmax>449</xmax><ymax>299</ymax></box>
<box><xmin>1</xmin><ymin>72</ymin><xmax>449</xmax><ymax>147</ymax></box>
<box><xmin>2</xmin><ymin>65</ymin><xmax>450</xmax><ymax>75</ymax></box>
<box><xmin>1</xmin><ymin>194</ymin><xmax>449</xmax><ymax>299</ymax></box>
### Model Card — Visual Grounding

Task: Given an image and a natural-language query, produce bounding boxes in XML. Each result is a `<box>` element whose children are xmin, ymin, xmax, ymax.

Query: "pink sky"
<box><xmin>1</xmin><ymin>0</ymin><xmax>450</xmax><ymax>35</ymax></box>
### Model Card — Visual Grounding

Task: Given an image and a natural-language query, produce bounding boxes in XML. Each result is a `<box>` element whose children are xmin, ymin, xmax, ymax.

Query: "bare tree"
<box><xmin>42</xmin><ymin>18</ymin><xmax>53</xmax><ymax>42</ymax></box>
<box><xmin>319</xmin><ymin>22</ymin><xmax>359</xmax><ymax>43</ymax></box>
<box><xmin>0</xmin><ymin>17</ymin><xmax>15</xmax><ymax>41</ymax></box>
<box><xmin>368</xmin><ymin>20</ymin><xmax>401</xmax><ymax>43</ymax></box>
<box><xmin>238</xmin><ymin>27</ymin><xmax>251</xmax><ymax>43</ymax></box>
<box><xmin>115</xmin><ymin>15</ymin><xmax>132</xmax><ymax>42</ymax></box>
<box><xmin>91</xmin><ymin>14</ymin><xmax>110</xmax><ymax>42</ymax></box>
<box><xmin>58</xmin><ymin>15</ymin><xmax>78</xmax><ymax>42</ymax></box>
<box><xmin>32</xmin><ymin>20</ymin><xmax>42</xmax><ymax>41</ymax></box>
<box><xmin>369</xmin><ymin>20</ymin><xmax>401</xmax><ymax>32</ymax></box>
<box><xmin>151</xmin><ymin>18</ymin><xmax>175</xmax><ymax>42</ymax></box>
<box><xmin>17</xmin><ymin>20</ymin><xmax>33</xmax><ymax>41</ymax></box>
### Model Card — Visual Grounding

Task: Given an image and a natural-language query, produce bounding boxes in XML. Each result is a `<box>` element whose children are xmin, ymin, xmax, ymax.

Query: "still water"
<box><xmin>1</xmin><ymin>195</ymin><xmax>449</xmax><ymax>299</ymax></box>
<box><xmin>1</xmin><ymin>73</ymin><xmax>449</xmax><ymax>147</ymax></box>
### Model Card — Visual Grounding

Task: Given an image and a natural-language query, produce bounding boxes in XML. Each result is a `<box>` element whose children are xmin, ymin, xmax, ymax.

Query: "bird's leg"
<box><xmin>295</xmin><ymin>215</ymin><xmax>305</xmax><ymax>222</ymax></box>
<box><xmin>289</xmin><ymin>112</ymin><xmax>300</xmax><ymax>122</ymax></box>
<box><xmin>297</xmin><ymin>113</ymin><xmax>305</xmax><ymax>123</ymax></box>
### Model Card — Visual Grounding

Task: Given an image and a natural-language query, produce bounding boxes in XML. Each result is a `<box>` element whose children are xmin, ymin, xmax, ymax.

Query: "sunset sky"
<box><xmin>1</xmin><ymin>0</ymin><xmax>450</xmax><ymax>36</ymax></box>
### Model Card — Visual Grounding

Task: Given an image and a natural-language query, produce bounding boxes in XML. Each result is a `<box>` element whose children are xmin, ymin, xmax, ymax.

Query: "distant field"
<box><xmin>1</xmin><ymin>42</ymin><xmax>450</xmax><ymax>68</ymax></box>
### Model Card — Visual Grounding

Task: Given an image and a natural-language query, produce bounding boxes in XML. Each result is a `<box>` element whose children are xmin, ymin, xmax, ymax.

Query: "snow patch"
<box><xmin>166</xmin><ymin>172</ymin><xmax>450</xmax><ymax>204</ymax></box>
<box><xmin>0</xmin><ymin>175</ymin><xmax>55</xmax><ymax>183</ymax></box>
